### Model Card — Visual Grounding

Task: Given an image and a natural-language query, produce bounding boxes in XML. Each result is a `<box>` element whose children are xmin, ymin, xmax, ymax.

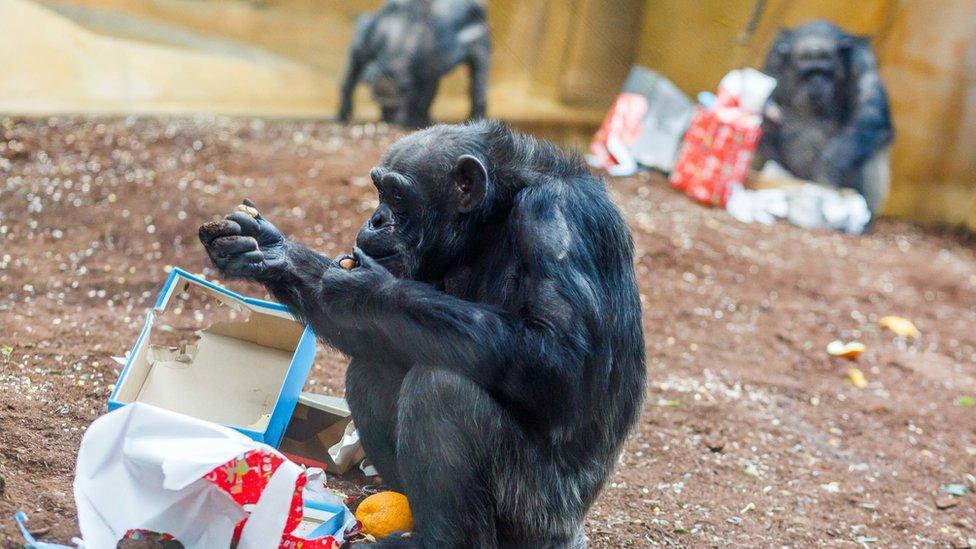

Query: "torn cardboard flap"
<box><xmin>110</xmin><ymin>268</ymin><xmax>316</xmax><ymax>447</ymax></box>
<box><xmin>280</xmin><ymin>393</ymin><xmax>365</xmax><ymax>474</ymax></box>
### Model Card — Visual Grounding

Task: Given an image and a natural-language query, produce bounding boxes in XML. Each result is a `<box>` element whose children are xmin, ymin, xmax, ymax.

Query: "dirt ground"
<box><xmin>1</xmin><ymin>116</ymin><xmax>975</xmax><ymax>547</ymax></box>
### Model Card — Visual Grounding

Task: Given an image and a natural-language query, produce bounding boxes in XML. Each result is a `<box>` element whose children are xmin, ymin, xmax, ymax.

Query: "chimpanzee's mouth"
<box><xmin>366</xmin><ymin>251</ymin><xmax>399</xmax><ymax>263</ymax></box>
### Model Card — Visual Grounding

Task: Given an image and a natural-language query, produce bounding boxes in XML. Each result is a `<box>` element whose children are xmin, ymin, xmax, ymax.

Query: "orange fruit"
<box><xmin>355</xmin><ymin>491</ymin><xmax>413</xmax><ymax>539</ymax></box>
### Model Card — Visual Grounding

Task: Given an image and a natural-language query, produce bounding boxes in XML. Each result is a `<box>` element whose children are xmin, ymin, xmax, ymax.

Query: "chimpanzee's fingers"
<box><xmin>238</xmin><ymin>250</ymin><xmax>265</xmax><ymax>263</ymax></box>
<box><xmin>210</xmin><ymin>235</ymin><xmax>259</xmax><ymax>258</ymax></box>
<box><xmin>241</xmin><ymin>198</ymin><xmax>264</xmax><ymax>220</ymax></box>
<box><xmin>352</xmin><ymin>247</ymin><xmax>383</xmax><ymax>271</ymax></box>
<box><xmin>226</xmin><ymin>211</ymin><xmax>261</xmax><ymax>237</ymax></box>
<box><xmin>224</xmin><ymin>253</ymin><xmax>267</xmax><ymax>278</ymax></box>
<box><xmin>331</xmin><ymin>253</ymin><xmax>356</xmax><ymax>270</ymax></box>
<box><xmin>199</xmin><ymin>219</ymin><xmax>242</xmax><ymax>247</ymax></box>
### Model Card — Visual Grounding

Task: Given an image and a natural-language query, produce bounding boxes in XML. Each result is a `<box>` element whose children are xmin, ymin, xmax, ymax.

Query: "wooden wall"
<box><xmin>632</xmin><ymin>0</ymin><xmax>976</xmax><ymax>229</ymax></box>
<box><xmin>28</xmin><ymin>0</ymin><xmax>976</xmax><ymax>229</ymax></box>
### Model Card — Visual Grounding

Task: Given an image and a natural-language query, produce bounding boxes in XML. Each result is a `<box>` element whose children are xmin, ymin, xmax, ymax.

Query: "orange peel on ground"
<box><xmin>878</xmin><ymin>316</ymin><xmax>919</xmax><ymax>339</ymax></box>
<box><xmin>827</xmin><ymin>340</ymin><xmax>866</xmax><ymax>360</ymax></box>
<box><xmin>847</xmin><ymin>368</ymin><xmax>868</xmax><ymax>388</ymax></box>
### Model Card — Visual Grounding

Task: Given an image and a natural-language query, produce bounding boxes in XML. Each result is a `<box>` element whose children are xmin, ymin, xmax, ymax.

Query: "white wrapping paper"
<box><xmin>73</xmin><ymin>403</ymin><xmax>302</xmax><ymax>549</ymax></box>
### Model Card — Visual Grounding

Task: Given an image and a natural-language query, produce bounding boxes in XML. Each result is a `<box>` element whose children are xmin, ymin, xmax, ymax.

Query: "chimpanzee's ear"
<box><xmin>837</xmin><ymin>34</ymin><xmax>865</xmax><ymax>79</ymax></box>
<box><xmin>453</xmin><ymin>154</ymin><xmax>488</xmax><ymax>213</ymax></box>
<box><xmin>764</xmin><ymin>28</ymin><xmax>794</xmax><ymax>75</ymax></box>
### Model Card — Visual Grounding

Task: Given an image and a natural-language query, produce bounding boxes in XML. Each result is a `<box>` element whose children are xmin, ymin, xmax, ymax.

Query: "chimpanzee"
<box><xmin>755</xmin><ymin>20</ymin><xmax>894</xmax><ymax>214</ymax></box>
<box><xmin>199</xmin><ymin>120</ymin><xmax>645</xmax><ymax>547</ymax></box>
<box><xmin>337</xmin><ymin>0</ymin><xmax>491</xmax><ymax>128</ymax></box>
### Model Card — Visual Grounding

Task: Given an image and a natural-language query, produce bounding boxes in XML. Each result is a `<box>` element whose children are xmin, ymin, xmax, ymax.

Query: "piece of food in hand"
<box><xmin>236</xmin><ymin>203</ymin><xmax>260</xmax><ymax>218</ymax></box>
<box><xmin>878</xmin><ymin>316</ymin><xmax>919</xmax><ymax>339</ymax></box>
<box><xmin>827</xmin><ymin>340</ymin><xmax>866</xmax><ymax>360</ymax></box>
<box><xmin>355</xmin><ymin>491</ymin><xmax>413</xmax><ymax>539</ymax></box>
<box><xmin>339</xmin><ymin>257</ymin><xmax>357</xmax><ymax>270</ymax></box>
<box><xmin>201</xmin><ymin>220</ymin><xmax>224</xmax><ymax>232</ymax></box>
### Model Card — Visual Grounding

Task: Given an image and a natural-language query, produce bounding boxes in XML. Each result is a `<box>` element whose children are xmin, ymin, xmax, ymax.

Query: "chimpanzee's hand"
<box><xmin>198</xmin><ymin>199</ymin><xmax>290</xmax><ymax>281</ymax></box>
<box><xmin>822</xmin><ymin>133</ymin><xmax>861</xmax><ymax>174</ymax></box>
<box><xmin>320</xmin><ymin>247</ymin><xmax>395</xmax><ymax>304</ymax></box>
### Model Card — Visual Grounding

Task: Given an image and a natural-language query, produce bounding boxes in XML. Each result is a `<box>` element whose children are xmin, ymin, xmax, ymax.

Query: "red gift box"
<box><xmin>121</xmin><ymin>449</ymin><xmax>347</xmax><ymax>549</ymax></box>
<box><xmin>669</xmin><ymin>95</ymin><xmax>762</xmax><ymax>208</ymax></box>
<box><xmin>589</xmin><ymin>92</ymin><xmax>649</xmax><ymax>169</ymax></box>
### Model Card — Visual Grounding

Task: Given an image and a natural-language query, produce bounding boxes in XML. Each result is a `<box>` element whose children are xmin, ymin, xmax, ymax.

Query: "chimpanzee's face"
<box><xmin>367</xmin><ymin>56</ymin><xmax>416</xmax><ymax>126</ymax></box>
<box><xmin>372</xmin><ymin>73</ymin><xmax>412</xmax><ymax>124</ymax></box>
<box><xmin>355</xmin><ymin>128</ymin><xmax>489</xmax><ymax>280</ymax></box>
<box><xmin>791</xmin><ymin>34</ymin><xmax>843</xmax><ymax>114</ymax></box>
<box><xmin>356</xmin><ymin>164</ymin><xmax>424</xmax><ymax>278</ymax></box>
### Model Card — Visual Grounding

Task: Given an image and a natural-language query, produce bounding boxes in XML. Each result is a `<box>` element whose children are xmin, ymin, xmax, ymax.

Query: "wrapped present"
<box><xmin>669</xmin><ymin>105</ymin><xmax>762</xmax><ymax>206</ymax></box>
<box><xmin>669</xmin><ymin>69</ymin><xmax>776</xmax><ymax>207</ymax></box>
<box><xmin>588</xmin><ymin>66</ymin><xmax>694</xmax><ymax>176</ymax></box>
<box><xmin>74</xmin><ymin>402</ymin><xmax>356</xmax><ymax>548</ymax></box>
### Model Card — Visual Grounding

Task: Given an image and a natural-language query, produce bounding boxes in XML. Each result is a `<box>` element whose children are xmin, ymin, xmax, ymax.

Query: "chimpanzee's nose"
<box><xmin>369</xmin><ymin>205</ymin><xmax>394</xmax><ymax>231</ymax></box>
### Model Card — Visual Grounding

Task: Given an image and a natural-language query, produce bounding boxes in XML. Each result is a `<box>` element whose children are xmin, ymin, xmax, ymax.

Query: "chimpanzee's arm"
<box><xmin>320</xmin><ymin>253</ymin><xmax>590</xmax><ymax>430</ymax></box>
<box><xmin>199</xmin><ymin>208</ymin><xmax>335</xmax><ymax>324</ymax></box>
<box><xmin>459</xmin><ymin>25</ymin><xmax>490</xmax><ymax>120</ymax></box>
<box><xmin>337</xmin><ymin>14</ymin><xmax>375</xmax><ymax>123</ymax></box>
<box><xmin>198</xmin><ymin>207</ymin><xmax>402</xmax><ymax>358</ymax></box>
<box><xmin>825</xmin><ymin>39</ymin><xmax>894</xmax><ymax>176</ymax></box>
<box><xmin>262</xmin><ymin>242</ymin><xmax>332</xmax><ymax>324</ymax></box>
<box><xmin>317</xmin><ymin>186</ymin><xmax>596</xmax><ymax>428</ymax></box>
<box><xmin>753</xmin><ymin>114</ymin><xmax>783</xmax><ymax>170</ymax></box>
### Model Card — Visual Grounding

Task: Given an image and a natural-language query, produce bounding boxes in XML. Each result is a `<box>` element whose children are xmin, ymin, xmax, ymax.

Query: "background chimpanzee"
<box><xmin>755</xmin><ymin>20</ymin><xmax>894</xmax><ymax>214</ymax></box>
<box><xmin>337</xmin><ymin>0</ymin><xmax>491</xmax><ymax>128</ymax></box>
<box><xmin>199</xmin><ymin>120</ymin><xmax>645</xmax><ymax>547</ymax></box>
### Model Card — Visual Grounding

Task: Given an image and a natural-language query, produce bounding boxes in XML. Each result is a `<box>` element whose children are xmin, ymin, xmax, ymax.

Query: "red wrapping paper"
<box><xmin>669</xmin><ymin>93</ymin><xmax>762</xmax><ymax>208</ymax></box>
<box><xmin>122</xmin><ymin>449</ymin><xmax>343</xmax><ymax>548</ymax></box>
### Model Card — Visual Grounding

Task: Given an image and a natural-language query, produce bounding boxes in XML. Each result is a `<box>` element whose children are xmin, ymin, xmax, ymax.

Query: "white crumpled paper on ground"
<box><xmin>73</xmin><ymin>402</ymin><xmax>335</xmax><ymax>549</ymax></box>
<box><xmin>727</xmin><ymin>161</ymin><xmax>872</xmax><ymax>234</ymax></box>
<box><xmin>726</xmin><ymin>183</ymin><xmax>871</xmax><ymax>234</ymax></box>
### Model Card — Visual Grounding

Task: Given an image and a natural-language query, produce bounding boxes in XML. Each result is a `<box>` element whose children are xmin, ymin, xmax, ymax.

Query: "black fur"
<box><xmin>199</xmin><ymin>120</ymin><xmax>646</xmax><ymax>548</ymax></box>
<box><xmin>337</xmin><ymin>0</ymin><xmax>491</xmax><ymax>128</ymax></box>
<box><xmin>756</xmin><ymin>20</ymin><xmax>894</xmax><ymax>213</ymax></box>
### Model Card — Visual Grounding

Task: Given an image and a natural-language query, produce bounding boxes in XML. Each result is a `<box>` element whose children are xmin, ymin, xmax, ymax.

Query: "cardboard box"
<box><xmin>280</xmin><ymin>392</ymin><xmax>364</xmax><ymax>474</ymax></box>
<box><xmin>291</xmin><ymin>499</ymin><xmax>347</xmax><ymax>540</ymax></box>
<box><xmin>109</xmin><ymin>267</ymin><xmax>317</xmax><ymax>447</ymax></box>
<box><xmin>589</xmin><ymin>66</ymin><xmax>695</xmax><ymax>175</ymax></box>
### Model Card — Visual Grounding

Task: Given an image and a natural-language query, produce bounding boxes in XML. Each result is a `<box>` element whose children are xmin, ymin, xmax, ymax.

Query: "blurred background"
<box><xmin>5</xmin><ymin>4</ymin><xmax>976</xmax><ymax>546</ymax></box>
<box><xmin>3</xmin><ymin>0</ymin><xmax>975</xmax><ymax>230</ymax></box>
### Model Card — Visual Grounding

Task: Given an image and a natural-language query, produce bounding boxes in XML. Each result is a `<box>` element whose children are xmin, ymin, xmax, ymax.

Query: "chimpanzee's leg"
<box><xmin>345</xmin><ymin>358</ymin><xmax>409</xmax><ymax>490</ymax></box>
<box><xmin>338</xmin><ymin>14</ymin><xmax>375</xmax><ymax>123</ymax></box>
<box><xmin>401</xmin><ymin>79</ymin><xmax>439</xmax><ymax>128</ymax></box>
<box><xmin>338</xmin><ymin>55</ymin><xmax>366</xmax><ymax>123</ymax></box>
<box><xmin>390</xmin><ymin>367</ymin><xmax>510</xmax><ymax>547</ymax></box>
<box><xmin>465</xmin><ymin>41</ymin><xmax>490</xmax><ymax>120</ymax></box>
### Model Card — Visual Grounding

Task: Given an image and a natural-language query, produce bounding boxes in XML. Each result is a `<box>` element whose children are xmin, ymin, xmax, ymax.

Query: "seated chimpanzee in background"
<box><xmin>337</xmin><ymin>0</ymin><xmax>491</xmax><ymax>128</ymax></box>
<box><xmin>200</xmin><ymin>120</ymin><xmax>646</xmax><ymax>547</ymax></box>
<box><xmin>755</xmin><ymin>20</ymin><xmax>894</xmax><ymax>215</ymax></box>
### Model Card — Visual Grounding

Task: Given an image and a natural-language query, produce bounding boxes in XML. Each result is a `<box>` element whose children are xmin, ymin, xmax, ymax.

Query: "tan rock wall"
<box><xmin>11</xmin><ymin>0</ymin><xmax>976</xmax><ymax>229</ymax></box>
<box><xmin>1</xmin><ymin>0</ymin><xmax>333</xmax><ymax>115</ymax></box>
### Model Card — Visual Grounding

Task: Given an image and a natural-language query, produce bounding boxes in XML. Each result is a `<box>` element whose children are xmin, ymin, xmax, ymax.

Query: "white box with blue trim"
<box><xmin>108</xmin><ymin>267</ymin><xmax>317</xmax><ymax>447</ymax></box>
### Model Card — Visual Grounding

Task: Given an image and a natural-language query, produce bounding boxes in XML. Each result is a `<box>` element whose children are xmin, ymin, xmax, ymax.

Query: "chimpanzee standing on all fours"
<box><xmin>337</xmin><ymin>0</ymin><xmax>491</xmax><ymax>128</ymax></box>
<box><xmin>755</xmin><ymin>20</ymin><xmax>894</xmax><ymax>215</ymax></box>
<box><xmin>200</xmin><ymin>120</ymin><xmax>646</xmax><ymax>548</ymax></box>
